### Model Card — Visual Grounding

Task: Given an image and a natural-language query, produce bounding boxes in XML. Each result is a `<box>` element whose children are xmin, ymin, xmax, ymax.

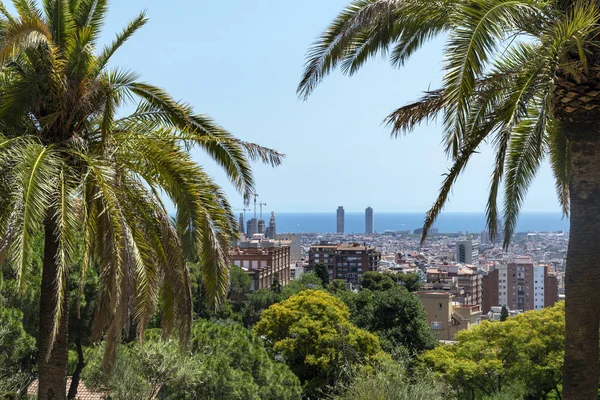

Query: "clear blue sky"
<box><xmin>98</xmin><ymin>0</ymin><xmax>559</xmax><ymax>213</ymax></box>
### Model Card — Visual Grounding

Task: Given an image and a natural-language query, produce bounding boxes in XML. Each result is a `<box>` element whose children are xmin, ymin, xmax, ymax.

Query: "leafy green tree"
<box><xmin>281</xmin><ymin>272</ymin><xmax>323</xmax><ymax>298</ymax></box>
<box><xmin>255</xmin><ymin>290</ymin><xmax>381</xmax><ymax>396</ymax></box>
<box><xmin>313</xmin><ymin>263</ymin><xmax>330</xmax><ymax>286</ymax></box>
<box><xmin>270</xmin><ymin>272</ymin><xmax>282</xmax><ymax>294</ymax></box>
<box><xmin>0</xmin><ymin>1</ymin><xmax>281</xmax><ymax>396</ymax></box>
<box><xmin>423</xmin><ymin>302</ymin><xmax>565</xmax><ymax>399</ymax></box>
<box><xmin>0</xmin><ymin>307</ymin><xmax>37</xmax><ymax>396</ymax></box>
<box><xmin>360</xmin><ymin>272</ymin><xmax>396</xmax><ymax>291</ymax></box>
<box><xmin>84</xmin><ymin>321</ymin><xmax>301</xmax><ymax>400</ymax></box>
<box><xmin>335</xmin><ymin>357</ymin><xmax>444</xmax><ymax>400</ymax></box>
<box><xmin>397</xmin><ymin>273</ymin><xmax>422</xmax><ymax>292</ymax></box>
<box><xmin>190</xmin><ymin>320</ymin><xmax>301</xmax><ymax>400</ymax></box>
<box><xmin>241</xmin><ymin>289</ymin><xmax>283</xmax><ymax>328</ymax></box>
<box><xmin>340</xmin><ymin>287</ymin><xmax>436</xmax><ymax>354</ymax></box>
<box><xmin>500</xmin><ymin>305</ymin><xmax>509</xmax><ymax>322</ymax></box>
<box><xmin>298</xmin><ymin>0</ymin><xmax>600</xmax><ymax>395</ymax></box>
<box><xmin>229</xmin><ymin>265</ymin><xmax>253</xmax><ymax>302</ymax></box>
<box><xmin>328</xmin><ymin>279</ymin><xmax>349</xmax><ymax>294</ymax></box>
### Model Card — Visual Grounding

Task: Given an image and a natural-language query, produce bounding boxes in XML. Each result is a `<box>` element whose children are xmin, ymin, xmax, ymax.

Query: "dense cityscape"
<box><xmin>1</xmin><ymin>0</ymin><xmax>596</xmax><ymax>399</ymax></box>
<box><xmin>233</xmin><ymin>203</ymin><xmax>566</xmax><ymax>339</ymax></box>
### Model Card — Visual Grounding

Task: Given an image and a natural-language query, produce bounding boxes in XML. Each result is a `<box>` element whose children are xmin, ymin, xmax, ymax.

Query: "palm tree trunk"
<box><xmin>562</xmin><ymin>122</ymin><xmax>600</xmax><ymax>400</ymax></box>
<box><xmin>38</xmin><ymin>217</ymin><xmax>69</xmax><ymax>400</ymax></box>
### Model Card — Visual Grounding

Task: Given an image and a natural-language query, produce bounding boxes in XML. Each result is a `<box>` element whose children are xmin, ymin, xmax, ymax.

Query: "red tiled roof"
<box><xmin>27</xmin><ymin>377</ymin><xmax>105</xmax><ymax>400</ymax></box>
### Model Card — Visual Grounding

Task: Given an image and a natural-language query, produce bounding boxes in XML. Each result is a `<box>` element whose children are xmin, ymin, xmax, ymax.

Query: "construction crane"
<box><xmin>259</xmin><ymin>202</ymin><xmax>267</xmax><ymax>220</ymax></box>
<box><xmin>253</xmin><ymin>194</ymin><xmax>259</xmax><ymax>218</ymax></box>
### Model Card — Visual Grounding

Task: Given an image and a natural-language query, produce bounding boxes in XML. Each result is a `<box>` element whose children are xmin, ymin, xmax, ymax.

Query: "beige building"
<box><xmin>230</xmin><ymin>234</ymin><xmax>291</xmax><ymax>290</ymax></box>
<box><xmin>417</xmin><ymin>291</ymin><xmax>481</xmax><ymax>341</ymax></box>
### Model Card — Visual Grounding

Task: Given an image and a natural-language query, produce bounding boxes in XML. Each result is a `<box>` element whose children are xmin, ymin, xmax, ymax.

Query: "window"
<box><xmin>439</xmin><ymin>303</ymin><xmax>443</xmax><ymax>310</ymax></box>
<box><xmin>431</xmin><ymin>322</ymin><xmax>443</xmax><ymax>330</ymax></box>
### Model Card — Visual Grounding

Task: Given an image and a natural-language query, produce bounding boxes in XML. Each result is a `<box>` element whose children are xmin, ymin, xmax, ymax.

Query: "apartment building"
<box><xmin>417</xmin><ymin>291</ymin><xmax>481</xmax><ymax>341</ymax></box>
<box><xmin>230</xmin><ymin>234</ymin><xmax>291</xmax><ymax>290</ymax></box>
<box><xmin>308</xmin><ymin>242</ymin><xmax>381</xmax><ymax>286</ymax></box>
<box><xmin>482</xmin><ymin>257</ymin><xmax>559</xmax><ymax>313</ymax></box>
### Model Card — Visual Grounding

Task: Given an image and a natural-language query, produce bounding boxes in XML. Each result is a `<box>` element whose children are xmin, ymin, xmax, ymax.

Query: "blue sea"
<box><xmin>272</xmin><ymin>212</ymin><xmax>570</xmax><ymax>234</ymax></box>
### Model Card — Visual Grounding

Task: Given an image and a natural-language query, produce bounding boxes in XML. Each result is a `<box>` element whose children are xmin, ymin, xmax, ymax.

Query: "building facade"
<box><xmin>230</xmin><ymin>235</ymin><xmax>291</xmax><ymax>291</ymax></box>
<box><xmin>309</xmin><ymin>242</ymin><xmax>381</xmax><ymax>286</ymax></box>
<box><xmin>482</xmin><ymin>258</ymin><xmax>559</xmax><ymax>313</ymax></box>
<box><xmin>337</xmin><ymin>206</ymin><xmax>344</xmax><ymax>234</ymax></box>
<box><xmin>417</xmin><ymin>291</ymin><xmax>481</xmax><ymax>341</ymax></box>
<box><xmin>365</xmin><ymin>206</ymin><xmax>374</xmax><ymax>234</ymax></box>
<box><xmin>456</xmin><ymin>239</ymin><xmax>480</xmax><ymax>264</ymax></box>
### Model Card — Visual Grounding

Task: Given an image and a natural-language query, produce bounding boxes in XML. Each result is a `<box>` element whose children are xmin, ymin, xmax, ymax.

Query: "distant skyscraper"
<box><xmin>266</xmin><ymin>211</ymin><xmax>277</xmax><ymax>238</ymax></box>
<box><xmin>336</xmin><ymin>206</ymin><xmax>344</xmax><ymax>234</ymax></box>
<box><xmin>365</xmin><ymin>207</ymin><xmax>374</xmax><ymax>234</ymax></box>
<box><xmin>258</xmin><ymin>219</ymin><xmax>266</xmax><ymax>234</ymax></box>
<box><xmin>247</xmin><ymin>218</ymin><xmax>258</xmax><ymax>236</ymax></box>
<box><xmin>238</xmin><ymin>213</ymin><xmax>245</xmax><ymax>235</ymax></box>
<box><xmin>456</xmin><ymin>239</ymin><xmax>480</xmax><ymax>264</ymax></box>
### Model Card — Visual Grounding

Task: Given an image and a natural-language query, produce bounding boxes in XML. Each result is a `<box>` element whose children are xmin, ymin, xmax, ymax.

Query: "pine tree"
<box><xmin>500</xmin><ymin>306</ymin><xmax>509</xmax><ymax>322</ymax></box>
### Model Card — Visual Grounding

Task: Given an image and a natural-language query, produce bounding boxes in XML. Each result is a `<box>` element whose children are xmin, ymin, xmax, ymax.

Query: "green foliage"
<box><xmin>500</xmin><ymin>305</ymin><xmax>509</xmax><ymax>322</ymax></box>
<box><xmin>84</xmin><ymin>320</ymin><xmax>301</xmax><ymax>400</ymax></box>
<box><xmin>340</xmin><ymin>287</ymin><xmax>437</xmax><ymax>354</ymax></box>
<box><xmin>328</xmin><ymin>279</ymin><xmax>349</xmax><ymax>294</ymax></box>
<box><xmin>397</xmin><ymin>273</ymin><xmax>422</xmax><ymax>292</ymax></box>
<box><xmin>270</xmin><ymin>272</ymin><xmax>282</xmax><ymax>294</ymax></box>
<box><xmin>423</xmin><ymin>302</ymin><xmax>565</xmax><ymax>399</ymax></box>
<box><xmin>360</xmin><ymin>272</ymin><xmax>397</xmax><ymax>291</ymax></box>
<box><xmin>240</xmin><ymin>273</ymin><xmax>324</xmax><ymax>327</ymax></box>
<box><xmin>313</xmin><ymin>263</ymin><xmax>330</xmax><ymax>286</ymax></box>
<box><xmin>0</xmin><ymin>307</ymin><xmax>37</xmax><ymax>395</ymax></box>
<box><xmin>255</xmin><ymin>290</ymin><xmax>381</xmax><ymax>396</ymax></box>
<box><xmin>0</xmin><ymin>0</ymin><xmax>283</xmax><ymax>378</ymax></box>
<box><xmin>230</xmin><ymin>265</ymin><xmax>253</xmax><ymax>301</ymax></box>
<box><xmin>335</xmin><ymin>357</ymin><xmax>445</xmax><ymax>400</ymax></box>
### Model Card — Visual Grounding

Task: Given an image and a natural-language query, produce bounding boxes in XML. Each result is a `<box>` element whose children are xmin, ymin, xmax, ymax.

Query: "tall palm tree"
<box><xmin>299</xmin><ymin>0</ymin><xmax>600</xmax><ymax>397</ymax></box>
<box><xmin>0</xmin><ymin>1</ymin><xmax>282</xmax><ymax>398</ymax></box>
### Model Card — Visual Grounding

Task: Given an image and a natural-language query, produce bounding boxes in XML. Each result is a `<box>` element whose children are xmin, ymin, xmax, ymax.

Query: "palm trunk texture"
<box><xmin>562</xmin><ymin>120</ymin><xmax>600</xmax><ymax>399</ymax></box>
<box><xmin>38</xmin><ymin>217</ymin><xmax>69</xmax><ymax>400</ymax></box>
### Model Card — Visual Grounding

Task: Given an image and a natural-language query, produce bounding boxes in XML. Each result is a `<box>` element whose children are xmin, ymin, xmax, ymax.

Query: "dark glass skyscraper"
<box><xmin>365</xmin><ymin>206</ymin><xmax>374</xmax><ymax>234</ymax></box>
<box><xmin>336</xmin><ymin>206</ymin><xmax>344</xmax><ymax>234</ymax></box>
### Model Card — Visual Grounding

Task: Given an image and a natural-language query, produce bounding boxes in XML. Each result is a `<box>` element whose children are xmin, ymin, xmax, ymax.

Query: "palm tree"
<box><xmin>0</xmin><ymin>1</ymin><xmax>282</xmax><ymax>398</ymax></box>
<box><xmin>299</xmin><ymin>0</ymin><xmax>600</xmax><ymax>397</ymax></box>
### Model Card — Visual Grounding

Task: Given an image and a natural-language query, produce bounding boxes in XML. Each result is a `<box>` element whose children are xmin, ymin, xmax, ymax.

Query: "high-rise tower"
<box><xmin>266</xmin><ymin>211</ymin><xmax>277</xmax><ymax>238</ymax></box>
<box><xmin>365</xmin><ymin>206</ymin><xmax>374</xmax><ymax>234</ymax></box>
<box><xmin>336</xmin><ymin>206</ymin><xmax>344</xmax><ymax>234</ymax></box>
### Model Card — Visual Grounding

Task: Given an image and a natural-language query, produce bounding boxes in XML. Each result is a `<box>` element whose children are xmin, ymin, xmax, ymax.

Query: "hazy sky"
<box><xmin>97</xmin><ymin>0</ymin><xmax>560</xmax><ymax>213</ymax></box>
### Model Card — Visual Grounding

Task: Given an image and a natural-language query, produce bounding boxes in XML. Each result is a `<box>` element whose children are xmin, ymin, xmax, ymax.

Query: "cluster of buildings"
<box><xmin>228</xmin><ymin>205</ymin><xmax>565</xmax><ymax>342</ymax></box>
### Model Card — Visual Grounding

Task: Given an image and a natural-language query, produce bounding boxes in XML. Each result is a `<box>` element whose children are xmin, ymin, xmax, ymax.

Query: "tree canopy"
<box><xmin>423</xmin><ymin>302</ymin><xmax>565</xmax><ymax>399</ymax></box>
<box><xmin>254</xmin><ymin>290</ymin><xmax>381</xmax><ymax>396</ymax></box>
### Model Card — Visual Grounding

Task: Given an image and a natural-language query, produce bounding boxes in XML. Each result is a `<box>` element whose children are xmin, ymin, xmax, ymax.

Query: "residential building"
<box><xmin>230</xmin><ymin>234</ymin><xmax>291</xmax><ymax>291</ymax></box>
<box><xmin>308</xmin><ymin>242</ymin><xmax>381</xmax><ymax>286</ymax></box>
<box><xmin>365</xmin><ymin>206</ymin><xmax>374</xmax><ymax>234</ymax></box>
<box><xmin>482</xmin><ymin>258</ymin><xmax>559</xmax><ymax>313</ymax></box>
<box><xmin>423</xmin><ymin>263</ymin><xmax>483</xmax><ymax>306</ymax></box>
<box><xmin>308</xmin><ymin>241</ymin><xmax>338</xmax><ymax>281</ymax></box>
<box><xmin>456</xmin><ymin>239</ymin><xmax>479</xmax><ymax>264</ymax></box>
<box><xmin>417</xmin><ymin>291</ymin><xmax>481</xmax><ymax>341</ymax></box>
<box><xmin>337</xmin><ymin>206</ymin><xmax>344</xmax><ymax>234</ymax></box>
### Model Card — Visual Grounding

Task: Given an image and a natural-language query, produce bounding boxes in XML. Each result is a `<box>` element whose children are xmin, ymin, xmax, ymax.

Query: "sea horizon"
<box><xmin>263</xmin><ymin>211</ymin><xmax>570</xmax><ymax>234</ymax></box>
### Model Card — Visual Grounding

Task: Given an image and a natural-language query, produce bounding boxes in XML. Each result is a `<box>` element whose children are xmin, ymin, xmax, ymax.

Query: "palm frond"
<box><xmin>547</xmin><ymin>120</ymin><xmax>569</xmax><ymax>216</ymax></box>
